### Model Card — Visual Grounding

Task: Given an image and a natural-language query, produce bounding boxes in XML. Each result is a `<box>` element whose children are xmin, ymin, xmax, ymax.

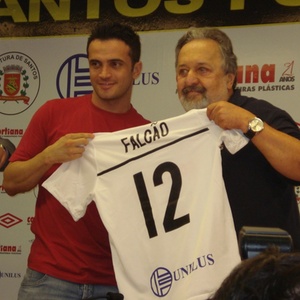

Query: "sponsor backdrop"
<box><xmin>1</xmin><ymin>1</ymin><xmax>300</xmax><ymax>299</ymax></box>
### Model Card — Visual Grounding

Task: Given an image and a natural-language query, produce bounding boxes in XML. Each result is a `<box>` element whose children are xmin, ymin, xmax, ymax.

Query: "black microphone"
<box><xmin>106</xmin><ymin>292</ymin><xmax>124</xmax><ymax>300</ymax></box>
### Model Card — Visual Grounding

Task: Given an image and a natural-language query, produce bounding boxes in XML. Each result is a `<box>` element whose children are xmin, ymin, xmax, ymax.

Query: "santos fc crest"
<box><xmin>0</xmin><ymin>52</ymin><xmax>40</xmax><ymax>115</ymax></box>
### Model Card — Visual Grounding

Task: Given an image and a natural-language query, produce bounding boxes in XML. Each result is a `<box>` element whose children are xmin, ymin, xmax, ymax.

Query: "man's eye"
<box><xmin>90</xmin><ymin>61</ymin><xmax>100</xmax><ymax>68</ymax></box>
<box><xmin>111</xmin><ymin>61</ymin><xmax>122</xmax><ymax>68</ymax></box>
<box><xmin>178</xmin><ymin>69</ymin><xmax>188</xmax><ymax>76</ymax></box>
<box><xmin>198</xmin><ymin>67</ymin><xmax>209</xmax><ymax>74</ymax></box>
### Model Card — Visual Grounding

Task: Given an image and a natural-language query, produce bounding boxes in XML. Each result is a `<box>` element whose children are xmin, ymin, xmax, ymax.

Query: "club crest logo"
<box><xmin>0</xmin><ymin>52</ymin><xmax>40</xmax><ymax>115</ymax></box>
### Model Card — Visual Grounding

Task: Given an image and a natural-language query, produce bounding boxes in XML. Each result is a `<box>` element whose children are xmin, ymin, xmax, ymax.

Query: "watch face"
<box><xmin>250</xmin><ymin>118</ymin><xmax>264</xmax><ymax>132</ymax></box>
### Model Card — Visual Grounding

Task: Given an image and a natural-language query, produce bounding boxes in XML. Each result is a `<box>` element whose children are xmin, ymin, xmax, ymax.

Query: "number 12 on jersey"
<box><xmin>133</xmin><ymin>161</ymin><xmax>190</xmax><ymax>239</ymax></box>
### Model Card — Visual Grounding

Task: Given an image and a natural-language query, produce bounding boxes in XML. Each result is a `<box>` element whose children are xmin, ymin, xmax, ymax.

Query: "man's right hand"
<box><xmin>3</xmin><ymin>133</ymin><xmax>94</xmax><ymax>196</ymax></box>
<box><xmin>44</xmin><ymin>133</ymin><xmax>95</xmax><ymax>165</ymax></box>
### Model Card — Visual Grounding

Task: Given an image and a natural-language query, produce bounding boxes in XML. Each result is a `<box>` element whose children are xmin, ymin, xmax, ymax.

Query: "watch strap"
<box><xmin>244</xmin><ymin>128</ymin><xmax>256</xmax><ymax>139</ymax></box>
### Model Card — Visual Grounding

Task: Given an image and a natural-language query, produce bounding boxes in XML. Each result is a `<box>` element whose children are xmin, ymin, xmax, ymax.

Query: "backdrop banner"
<box><xmin>0</xmin><ymin>14</ymin><xmax>300</xmax><ymax>300</ymax></box>
<box><xmin>1</xmin><ymin>0</ymin><xmax>300</xmax><ymax>36</ymax></box>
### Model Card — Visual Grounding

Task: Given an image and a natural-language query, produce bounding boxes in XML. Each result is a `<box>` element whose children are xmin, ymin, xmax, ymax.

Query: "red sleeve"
<box><xmin>10</xmin><ymin>102</ymin><xmax>52</xmax><ymax>162</ymax></box>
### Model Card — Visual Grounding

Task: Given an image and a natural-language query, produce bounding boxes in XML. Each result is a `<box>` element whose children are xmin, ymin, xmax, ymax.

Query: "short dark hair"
<box><xmin>86</xmin><ymin>22</ymin><xmax>141</xmax><ymax>65</ymax></box>
<box><xmin>208</xmin><ymin>246</ymin><xmax>300</xmax><ymax>300</ymax></box>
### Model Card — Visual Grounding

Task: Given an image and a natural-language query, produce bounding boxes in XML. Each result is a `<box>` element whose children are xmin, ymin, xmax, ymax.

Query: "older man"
<box><xmin>175</xmin><ymin>27</ymin><xmax>300</xmax><ymax>250</ymax></box>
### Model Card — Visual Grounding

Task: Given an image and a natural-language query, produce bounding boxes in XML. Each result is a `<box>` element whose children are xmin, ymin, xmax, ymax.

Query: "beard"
<box><xmin>179</xmin><ymin>86</ymin><xmax>210</xmax><ymax>112</ymax></box>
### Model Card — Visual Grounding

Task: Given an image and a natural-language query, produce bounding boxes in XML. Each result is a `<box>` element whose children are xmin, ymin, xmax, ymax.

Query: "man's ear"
<box><xmin>227</xmin><ymin>73</ymin><xmax>235</xmax><ymax>89</ymax></box>
<box><xmin>133</xmin><ymin>61</ymin><xmax>142</xmax><ymax>79</ymax></box>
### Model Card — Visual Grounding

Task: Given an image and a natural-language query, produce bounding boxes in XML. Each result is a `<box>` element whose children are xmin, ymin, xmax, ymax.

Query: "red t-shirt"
<box><xmin>10</xmin><ymin>94</ymin><xmax>150</xmax><ymax>285</ymax></box>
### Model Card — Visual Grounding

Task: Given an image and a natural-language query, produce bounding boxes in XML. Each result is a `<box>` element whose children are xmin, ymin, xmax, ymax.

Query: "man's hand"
<box><xmin>2</xmin><ymin>133</ymin><xmax>95</xmax><ymax>195</ymax></box>
<box><xmin>44</xmin><ymin>133</ymin><xmax>95</xmax><ymax>165</ymax></box>
<box><xmin>207</xmin><ymin>101</ymin><xmax>255</xmax><ymax>133</ymax></box>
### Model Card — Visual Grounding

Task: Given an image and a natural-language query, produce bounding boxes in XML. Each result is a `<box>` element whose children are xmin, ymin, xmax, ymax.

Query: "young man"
<box><xmin>3</xmin><ymin>22</ymin><xmax>149</xmax><ymax>300</ymax></box>
<box><xmin>175</xmin><ymin>27</ymin><xmax>300</xmax><ymax>250</ymax></box>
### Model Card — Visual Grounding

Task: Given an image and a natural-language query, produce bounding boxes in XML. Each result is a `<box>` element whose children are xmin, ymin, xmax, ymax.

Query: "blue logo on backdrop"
<box><xmin>56</xmin><ymin>54</ymin><xmax>92</xmax><ymax>99</ymax></box>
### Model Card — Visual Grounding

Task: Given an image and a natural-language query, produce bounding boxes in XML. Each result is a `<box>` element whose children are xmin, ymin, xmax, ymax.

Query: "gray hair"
<box><xmin>175</xmin><ymin>27</ymin><xmax>238</xmax><ymax>88</ymax></box>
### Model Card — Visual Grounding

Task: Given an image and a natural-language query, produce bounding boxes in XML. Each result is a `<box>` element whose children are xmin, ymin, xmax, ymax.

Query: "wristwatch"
<box><xmin>244</xmin><ymin>117</ymin><xmax>264</xmax><ymax>139</ymax></box>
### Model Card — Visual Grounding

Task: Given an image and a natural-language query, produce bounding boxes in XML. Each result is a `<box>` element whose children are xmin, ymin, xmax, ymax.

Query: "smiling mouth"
<box><xmin>100</xmin><ymin>82</ymin><xmax>113</xmax><ymax>86</ymax></box>
<box><xmin>99</xmin><ymin>82</ymin><xmax>115</xmax><ymax>89</ymax></box>
<box><xmin>182</xmin><ymin>86</ymin><xmax>206</xmax><ymax>95</ymax></box>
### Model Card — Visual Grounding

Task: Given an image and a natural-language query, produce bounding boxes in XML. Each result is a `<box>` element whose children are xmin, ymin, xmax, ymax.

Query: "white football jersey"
<box><xmin>43</xmin><ymin>109</ymin><xmax>247</xmax><ymax>300</ymax></box>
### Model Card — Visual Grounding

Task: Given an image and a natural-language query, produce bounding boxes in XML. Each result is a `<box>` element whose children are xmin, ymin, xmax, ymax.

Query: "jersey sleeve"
<box><xmin>206</xmin><ymin>121</ymin><xmax>249</xmax><ymax>154</ymax></box>
<box><xmin>42</xmin><ymin>142</ymin><xmax>97</xmax><ymax>221</ymax></box>
<box><xmin>220</xmin><ymin>129</ymin><xmax>249</xmax><ymax>154</ymax></box>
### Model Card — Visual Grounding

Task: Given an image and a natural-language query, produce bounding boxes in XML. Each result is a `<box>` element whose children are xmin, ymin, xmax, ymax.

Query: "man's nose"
<box><xmin>99</xmin><ymin>65</ymin><xmax>111</xmax><ymax>78</ymax></box>
<box><xmin>185</xmin><ymin>70</ymin><xmax>199</xmax><ymax>85</ymax></box>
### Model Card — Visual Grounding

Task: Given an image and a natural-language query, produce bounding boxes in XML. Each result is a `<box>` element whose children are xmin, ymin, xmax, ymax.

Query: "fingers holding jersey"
<box><xmin>207</xmin><ymin>101</ymin><xmax>255</xmax><ymax>132</ymax></box>
<box><xmin>44</xmin><ymin>133</ymin><xmax>94</xmax><ymax>165</ymax></box>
